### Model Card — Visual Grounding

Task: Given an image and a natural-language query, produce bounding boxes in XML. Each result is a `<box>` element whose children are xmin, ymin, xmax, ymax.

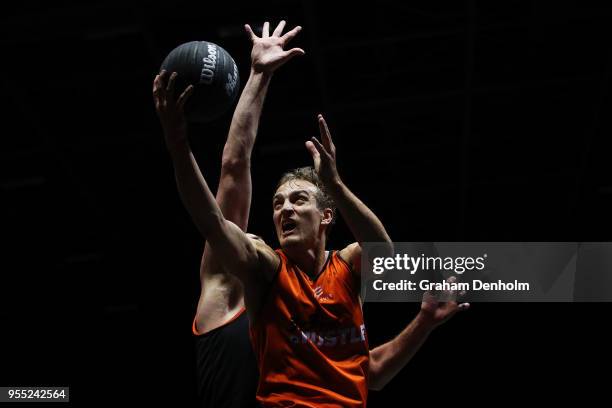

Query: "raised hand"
<box><xmin>244</xmin><ymin>20</ymin><xmax>305</xmax><ymax>74</ymax></box>
<box><xmin>419</xmin><ymin>276</ymin><xmax>470</xmax><ymax>328</ymax></box>
<box><xmin>306</xmin><ymin>114</ymin><xmax>341</xmax><ymax>186</ymax></box>
<box><xmin>153</xmin><ymin>70</ymin><xmax>194</xmax><ymax>148</ymax></box>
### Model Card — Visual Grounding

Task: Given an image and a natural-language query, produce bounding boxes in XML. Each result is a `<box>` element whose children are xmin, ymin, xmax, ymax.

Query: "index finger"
<box><xmin>153</xmin><ymin>72</ymin><xmax>166</xmax><ymax>97</ymax></box>
<box><xmin>281</xmin><ymin>25</ymin><xmax>302</xmax><ymax>44</ymax></box>
<box><xmin>244</xmin><ymin>24</ymin><xmax>257</xmax><ymax>41</ymax></box>
<box><xmin>317</xmin><ymin>114</ymin><xmax>334</xmax><ymax>152</ymax></box>
<box><xmin>442</xmin><ymin>275</ymin><xmax>458</xmax><ymax>299</ymax></box>
<box><xmin>272</xmin><ymin>20</ymin><xmax>286</xmax><ymax>37</ymax></box>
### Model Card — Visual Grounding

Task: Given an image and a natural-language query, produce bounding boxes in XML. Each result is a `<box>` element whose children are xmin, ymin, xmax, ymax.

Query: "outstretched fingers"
<box><xmin>262</xmin><ymin>21</ymin><xmax>270</xmax><ymax>37</ymax></box>
<box><xmin>281</xmin><ymin>25</ymin><xmax>302</xmax><ymax>44</ymax></box>
<box><xmin>177</xmin><ymin>84</ymin><xmax>194</xmax><ymax>110</ymax></box>
<box><xmin>309</xmin><ymin>136</ymin><xmax>325</xmax><ymax>154</ymax></box>
<box><xmin>244</xmin><ymin>24</ymin><xmax>257</xmax><ymax>41</ymax></box>
<box><xmin>272</xmin><ymin>20</ymin><xmax>286</xmax><ymax>37</ymax></box>
<box><xmin>281</xmin><ymin>48</ymin><xmax>305</xmax><ymax>61</ymax></box>
<box><xmin>317</xmin><ymin>114</ymin><xmax>334</xmax><ymax>153</ymax></box>
<box><xmin>305</xmin><ymin>139</ymin><xmax>320</xmax><ymax>168</ymax></box>
<box><xmin>446</xmin><ymin>275</ymin><xmax>470</xmax><ymax>313</ymax></box>
<box><xmin>153</xmin><ymin>75</ymin><xmax>161</xmax><ymax>98</ymax></box>
<box><xmin>458</xmin><ymin>303</ymin><xmax>470</xmax><ymax>311</ymax></box>
<box><xmin>446</xmin><ymin>275</ymin><xmax>459</xmax><ymax>302</ymax></box>
<box><xmin>166</xmin><ymin>71</ymin><xmax>178</xmax><ymax>99</ymax></box>
<box><xmin>153</xmin><ymin>70</ymin><xmax>168</xmax><ymax>98</ymax></box>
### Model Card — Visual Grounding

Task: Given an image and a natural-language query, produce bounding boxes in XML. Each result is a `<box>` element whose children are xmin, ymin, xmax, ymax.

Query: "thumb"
<box><xmin>457</xmin><ymin>303</ymin><xmax>470</xmax><ymax>311</ymax></box>
<box><xmin>305</xmin><ymin>140</ymin><xmax>319</xmax><ymax>157</ymax></box>
<box><xmin>283</xmin><ymin>48</ymin><xmax>305</xmax><ymax>60</ymax></box>
<box><xmin>305</xmin><ymin>140</ymin><xmax>321</xmax><ymax>166</ymax></box>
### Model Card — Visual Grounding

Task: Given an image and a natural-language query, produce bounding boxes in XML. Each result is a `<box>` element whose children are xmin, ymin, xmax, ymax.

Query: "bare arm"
<box><xmin>217</xmin><ymin>20</ymin><xmax>304</xmax><ymax>230</ymax></box>
<box><xmin>201</xmin><ymin>21</ymin><xmax>304</xmax><ymax>285</ymax></box>
<box><xmin>368</xmin><ymin>278</ymin><xmax>470</xmax><ymax>390</ymax></box>
<box><xmin>153</xmin><ymin>22</ymin><xmax>302</xmax><ymax>280</ymax></box>
<box><xmin>153</xmin><ymin>71</ymin><xmax>273</xmax><ymax>284</ymax></box>
<box><xmin>368</xmin><ymin>312</ymin><xmax>434</xmax><ymax>391</ymax></box>
<box><xmin>215</xmin><ymin>70</ymin><xmax>270</xmax><ymax>229</ymax></box>
<box><xmin>169</xmin><ymin>133</ymin><xmax>280</xmax><ymax>293</ymax></box>
<box><xmin>198</xmin><ymin>69</ymin><xmax>271</xmax><ymax>284</ymax></box>
<box><xmin>166</xmin><ymin>137</ymin><xmax>280</xmax><ymax>314</ymax></box>
<box><xmin>306</xmin><ymin>115</ymin><xmax>393</xmax><ymax>273</ymax></box>
<box><xmin>169</xmin><ymin>140</ymin><xmax>260</xmax><ymax>277</ymax></box>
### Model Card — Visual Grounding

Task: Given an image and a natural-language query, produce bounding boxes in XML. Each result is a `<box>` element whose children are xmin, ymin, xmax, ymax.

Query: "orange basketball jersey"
<box><xmin>250</xmin><ymin>249</ymin><xmax>369</xmax><ymax>408</ymax></box>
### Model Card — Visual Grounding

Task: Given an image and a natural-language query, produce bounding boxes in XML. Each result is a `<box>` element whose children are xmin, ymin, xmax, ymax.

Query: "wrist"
<box><xmin>249</xmin><ymin>67</ymin><xmax>273</xmax><ymax>81</ymax></box>
<box><xmin>324</xmin><ymin>176</ymin><xmax>345</xmax><ymax>195</ymax></box>
<box><xmin>165</xmin><ymin>136</ymin><xmax>190</xmax><ymax>157</ymax></box>
<box><xmin>163</xmin><ymin>123</ymin><xmax>187</xmax><ymax>139</ymax></box>
<box><xmin>414</xmin><ymin>310</ymin><xmax>438</xmax><ymax>332</ymax></box>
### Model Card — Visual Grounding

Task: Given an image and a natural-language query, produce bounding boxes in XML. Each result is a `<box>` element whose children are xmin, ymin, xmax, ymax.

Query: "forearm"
<box><xmin>216</xmin><ymin>70</ymin><xmax>271</xmax><ymax>230</ymax></box>
<box><xmin>327</xmin><ymin>179</ymin><xmax>391</xmax><ymax>245</ymax></box>
<box><xmin>222</xmin><ymin>70</ymin><xmax>271</xmax><ymax>165</ymax></box>
<box><xmin>168</xmin><ymin>140</ymin><xmax>225</xmax><ymax>236</ymax></box>
<box><xmin>167</xmin><ymin>139</ymin><xmax>261</xmax><ymax>284</ymax></box>
<box><xmin>369</xmin><ymin>312</ymin><xmax>435</xmax><ymax>390</ymax></box>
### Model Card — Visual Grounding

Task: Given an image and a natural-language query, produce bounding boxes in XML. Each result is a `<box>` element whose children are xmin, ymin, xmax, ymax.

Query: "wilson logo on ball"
<box><xmin>160</xmin><ymin>40</ymin><xmax>241</xmax><ymax>123</ymax></box>
<box><xmin>200</xmin><ymin>43</ymin><xmax>218</xmax><ymax>85</ymax></box>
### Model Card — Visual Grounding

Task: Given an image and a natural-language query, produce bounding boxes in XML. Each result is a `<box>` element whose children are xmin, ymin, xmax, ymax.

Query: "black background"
<box><xmin>2</xmin><ymin>0</ymin><xmax>611</xmax><ymax>406</ymax></box>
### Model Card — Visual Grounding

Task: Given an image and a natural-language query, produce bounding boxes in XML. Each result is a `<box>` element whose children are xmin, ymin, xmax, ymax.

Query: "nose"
<box><xmin>280</xmin><ymin>199</ymin><xmax>294</xmax><ymax>215</ymax></box>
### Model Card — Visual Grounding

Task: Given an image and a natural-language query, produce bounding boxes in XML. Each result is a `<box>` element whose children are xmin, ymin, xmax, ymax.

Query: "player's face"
<box><xmin>273</xmin><ymin>179</ymin><xmax>325</xmax><ymax>249</ymax></box>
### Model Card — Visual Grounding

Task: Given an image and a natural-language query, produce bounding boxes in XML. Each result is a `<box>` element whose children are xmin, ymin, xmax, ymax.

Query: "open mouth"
<box><xmin>281</xmin><ymin>219</ymin><xmax>297</xmax><ymax>235</ymax></box>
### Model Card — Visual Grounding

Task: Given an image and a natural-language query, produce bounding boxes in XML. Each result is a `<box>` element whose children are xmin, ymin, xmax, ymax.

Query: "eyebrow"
<box><xmin>273</xmin><ymin>190</ymin><xmax>310</xmax><ymax>201</ymax></box>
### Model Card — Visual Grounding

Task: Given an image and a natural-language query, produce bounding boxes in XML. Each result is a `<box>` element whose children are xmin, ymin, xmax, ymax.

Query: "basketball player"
<box><xmin>154</xmin><ymin>21</ymin><xmax>468</xmax><ymax>408</ymax></box>
<box><xmin>155</xmin><ymin>20</ymin><xmax>304</xmax><ymax>407</ymax></box>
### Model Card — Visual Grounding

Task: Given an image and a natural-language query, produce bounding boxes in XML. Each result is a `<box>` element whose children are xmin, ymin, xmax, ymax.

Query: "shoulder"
<box><xmin>337</xmin><ymin>242</ymin><xmax>361</xmax><ymax>274</ymax></box>
<box><xmin>248</xmin><ymin>235</ymin><xmax>281</xmax><ymax>282</ymax></box>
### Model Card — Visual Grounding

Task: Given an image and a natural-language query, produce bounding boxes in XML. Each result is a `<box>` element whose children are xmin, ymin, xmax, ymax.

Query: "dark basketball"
<box><xmin>160</xmin><ymin>41</ymin><xmax>240</xmax><ymax>123</ymax></box>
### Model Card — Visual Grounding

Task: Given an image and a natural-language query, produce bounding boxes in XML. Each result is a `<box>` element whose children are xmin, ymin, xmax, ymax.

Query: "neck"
<box><xmin>284</xmin><ymin>237</ymin><xmax>327</xmax><ymax>278</ymax></box>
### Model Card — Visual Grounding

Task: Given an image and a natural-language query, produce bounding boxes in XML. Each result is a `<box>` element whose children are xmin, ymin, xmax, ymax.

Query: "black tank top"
<box><xmin>194</xmin><ymin>310</ymin><xmax>258</xmax><ymax>408</ymax></box>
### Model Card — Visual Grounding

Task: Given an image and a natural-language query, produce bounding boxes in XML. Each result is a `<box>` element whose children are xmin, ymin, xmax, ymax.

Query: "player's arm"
<box><xmin>368</xmin><ymin>277</ymin><xmax>469</xmax><ymax>390</ymax></box>
<box><xmin>368</xmin><ymin>311</ymin><xmax>434</xmax><ymax>391</ymax></box>
<box><xmin>305</xmin><ymin>114</ymin><xmax>393</xmax><ymax>274</ymax></box>
<box><xmin>214</xmin><ymin>67</ymin><xmax>269</xmax><ymax>230</ymax></box>
<box><xmin>217</xmin><ymin>20</ymin><xmax>304</xmax><ymax>229</ymax></box>
<box><xmin>153</xmin><ymin>71</ymin><xmax>278</xmax><ymax>284</ymax></box>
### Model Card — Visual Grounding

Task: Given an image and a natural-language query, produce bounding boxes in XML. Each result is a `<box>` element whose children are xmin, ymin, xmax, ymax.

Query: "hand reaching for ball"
<box><xmin>245</xmin><ymin>21</ymin><xmax>305</xmax><ymax>74</ymax></box>
<box><xmin>153</xmin><ymin>70</ymin><xmax>194</xmax><ymax>148</ymax></box>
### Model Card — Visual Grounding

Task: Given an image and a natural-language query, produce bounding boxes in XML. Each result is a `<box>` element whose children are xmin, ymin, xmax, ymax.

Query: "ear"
<box><xmin>320</xmin><ymin>208</ymin><xmax>333</xmax><ymax>225</ymax></box>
